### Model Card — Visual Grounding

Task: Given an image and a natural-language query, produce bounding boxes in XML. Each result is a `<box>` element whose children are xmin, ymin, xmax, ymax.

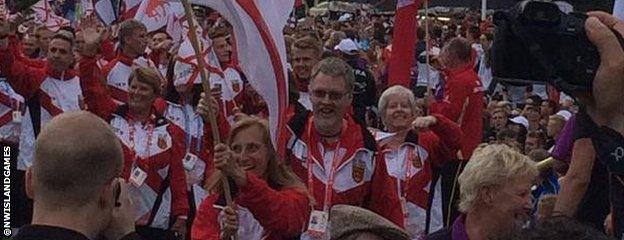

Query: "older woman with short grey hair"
<box><xmin>373</xmin><ymin>85</ymin><xmax>462</xmax><ymax>239</ymax></box>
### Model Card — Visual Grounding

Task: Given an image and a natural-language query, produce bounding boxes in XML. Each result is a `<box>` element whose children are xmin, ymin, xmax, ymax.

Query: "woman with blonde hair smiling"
<box><xmin>191</xmin><ymin>116</ymin><xmax>310</xmax><ymax>240</ymax></box>
<box><xmin>428</xmin><ymin>144</ymin><xmax>538</xmax><ymax>240</ymax></box>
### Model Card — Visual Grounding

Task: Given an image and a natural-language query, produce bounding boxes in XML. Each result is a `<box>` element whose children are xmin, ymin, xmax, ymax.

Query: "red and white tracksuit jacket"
<box><xmin>0</xmin><ymin>44</ymin><xmax>84</xmax><ymax>171</ymax></box>
<box><xmin>285</xmin><ymin>108</ymin><xmax>403</xmax><ymax>227</ymax></box>
<box><xmin>375</xmin><ymin>114</ymin><xmax>462</xmax><ymax>239</ymax></box>
<box><xmin>430</xmin><ymin>55</ymin><xmax>484</xmax><ymax>160</ymax></box>
<box><xmin>161</xmin><ymin>101</ymin><xmax>229</xmax><ymax>207</ymax></box>
<box><xmin>209</xmin><ymin>67</ymin><xmax>246</xmax><ymax>124</ymax></box>
<box><xmin>80</xmin><ymin>56</ymin><xmax>189</xmax><ymax>229</ymax></box>
<box><xmin>101</xmin><ymin>53</ymin><xmax>155</xmax><ymax>104</ymax></box>
<box><xmin>191</xmin><ymin>173</ymin><xmax>310</xmax><ymax>240</ymax></box>
<box><xmin>0</xmin><ymin>79</ymin><xmax>24</xmax><ymax>145</ymax></box>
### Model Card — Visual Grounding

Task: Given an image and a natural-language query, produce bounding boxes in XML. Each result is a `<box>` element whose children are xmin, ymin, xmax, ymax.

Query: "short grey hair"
<box><xmin>119</xmin><ymin>19</ymin><xmax>146</xmax><ymax>46</ymax></box>
<box><xmin>378</xmin><ymin>85</ymin><xmax>417</xmax><ymax>126</ymax></box>
<box><xmin>310</xmin><ymin>57</ymin><xmax>355</xmax><ymax>94</ymax></box>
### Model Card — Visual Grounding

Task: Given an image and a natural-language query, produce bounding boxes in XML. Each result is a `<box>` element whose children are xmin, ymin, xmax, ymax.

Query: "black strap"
<box><xmin>425</xmin><ymin>167</ymin><xmax>441</xmax><ymax>234</ymax></box>
<box><xmin>287</xmin><ymin>102</ymin><xmax>310</xmax><ymax>141</ymax></box>
<box><xmin>27</xmin><ymin>94</ymin><xmax>41</xmax><ymax>137</ymax></box>
<box><xmin>146</xmin><ymin>175</ymin><xmax>170</xmax><ymax>227</ymax></box>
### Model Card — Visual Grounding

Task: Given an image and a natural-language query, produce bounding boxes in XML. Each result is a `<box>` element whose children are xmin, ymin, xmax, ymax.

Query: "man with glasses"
<box><xmin>284</xmin><ymin>57</ymin><xmax>402</xmax><ymax>238</ymax></box>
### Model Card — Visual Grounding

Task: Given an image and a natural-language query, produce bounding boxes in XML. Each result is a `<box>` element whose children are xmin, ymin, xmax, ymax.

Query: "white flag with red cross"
<box><xmin>31</xmin><ymin>0</ymin><xmax>71</xmax><ymax>32</ymax></box>
<box><xmin>190</xmin><ymin>0</ymin><xmax>293</xmax><ymax>155</ymax></box>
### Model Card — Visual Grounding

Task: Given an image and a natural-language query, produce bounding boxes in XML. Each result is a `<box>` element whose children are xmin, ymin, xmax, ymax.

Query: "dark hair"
<box><xmin>417</xmin><ymin>27</ymin><xmax>426</xmax><ymax>40</ymax></box>
<box><xmin>468</xmin><ymin>25</ymin><xmax>481</xmax><ymax>40</ymax></box>
<box><xmin>496</xmin><ymin>128</ymin><xmax>517</xmax><ymax>141</ymax></box>
<box><xmin>52</xmin><ymin>32</ymin><xmax>75</xmax><ymax>48</ymax></box>
<box><xmin>526</xmin><ymin>131</ymin><xmax>546</xmax><ymax>147</ymax></box>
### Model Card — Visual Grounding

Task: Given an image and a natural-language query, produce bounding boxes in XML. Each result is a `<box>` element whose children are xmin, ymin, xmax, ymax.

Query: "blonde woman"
<box><xmin>191</xmin><ymin>117</ymin><xmax>310</xmax><ymax>240</ymax></box>
<box><xmin>428</xmin><ymin>144</ymin><xmax>538</xmax><ymax>240</ymax></box>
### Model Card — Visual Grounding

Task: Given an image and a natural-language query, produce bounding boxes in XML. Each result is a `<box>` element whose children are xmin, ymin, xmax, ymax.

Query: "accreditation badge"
<box><xmin>307</xmin><ymin>210</ymin><xmax>329</xmax><ymax>234</ymax></box>
<box><xmin>130</xmin><ymin>167</ymin><xmax>147</xmax><ymax>187</ymax></box>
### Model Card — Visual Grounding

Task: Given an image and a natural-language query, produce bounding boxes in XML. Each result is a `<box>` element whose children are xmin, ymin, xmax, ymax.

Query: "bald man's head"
<box><xmin>32</xmin><ymin>111</ymin><xmax>123</xmax><ymax>207</ymax></box>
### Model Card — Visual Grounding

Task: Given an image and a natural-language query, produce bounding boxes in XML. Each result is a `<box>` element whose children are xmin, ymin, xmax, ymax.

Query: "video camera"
<box><xmin>490</xmin><ymin>0</ymin><xmax>619</xmax><ymax>95</ymax></box>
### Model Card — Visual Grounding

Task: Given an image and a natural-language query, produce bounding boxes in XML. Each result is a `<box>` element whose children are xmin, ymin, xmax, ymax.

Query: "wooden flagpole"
<box><xmin>179</xmin><ymin>0</ymin><xmax>235</xmax><ymax>211</ymax></box>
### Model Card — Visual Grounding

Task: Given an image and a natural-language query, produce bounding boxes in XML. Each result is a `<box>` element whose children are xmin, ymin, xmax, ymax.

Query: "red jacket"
<box><xmin>79</xmin><ymin>56</ymin><xmax>189</xmax><ymax>228</ymax></box>
<box><xmin>431</xmin><ymin>59</ymin><xmax>484</xmax><ymax>160</ymax></box>
<box><xmin>377</xmin><ymin>114</ymin><xmax>462</xmax><ymax>237</ymax></box>
<box><xmin>0</xmin><ymin>37</ymin><xmax>85</xmax><ymax>170</ymax></box>
<box><xmin>191</xmin><ymin>173</ymin><xmax>310</xmax><ymax>240</ymax></box>
<box><xmin>285</xmin><ymin>109</ymin><xmax>403</xmax><ymax>227</ymax></box>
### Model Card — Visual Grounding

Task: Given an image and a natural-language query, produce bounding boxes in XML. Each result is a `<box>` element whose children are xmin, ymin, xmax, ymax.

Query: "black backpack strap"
<box><xmin>287</xmin><ymin>103</ymin><xmax>310</xmax><ymax>149</ymax></box>
<box><xmin>147</xmin><ymin>175</ymin><xmax>170</xmax><ymax>227</ymax></box>
<box><xmin>27</xmin><ymin>95</ymin><xmax>41</xmax><ymax>137</ymax></box>
<box><xmin>360</xmin><ymin>124</ymin><xmax>376</xmax><ymax>152</ymax></box>
<box><xmin>426</xmin><ymin>166</ymin><xmax>441</xmax><ymax>235</ymax></box>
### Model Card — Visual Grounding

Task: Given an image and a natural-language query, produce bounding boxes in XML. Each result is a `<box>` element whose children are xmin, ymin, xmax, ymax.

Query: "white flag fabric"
<box><xmin>173</xmin><ymin>35</ymin><xmax>222</xmax><ymax>87</ymax></box>
<box><xmin>93</xmin><ymin>0</ymin><xmax>117</xmax><ymax>25</ymax></box>
<box><xmin>190</xmin><ymin>0</ymin><xmax>293</xmax><ymax>153</ymax></box>
<box><xmin>31</xmin><ymin>0</ymin><xmax>71</xmax><ymax>32</ymax></box>
<box><xmin>134</xmin><ymin>0</ymin><xmax>184</xmax><ymax>33</ymax></box>
<box><xmin>397</xmin><ymin>0</ymin><xmax>416</xmax><ymax>9</ymax></box>
<box><xmin>80</xmin><ymin>0</ymin><xmax>95</xmax><ymax>16</ymax></box>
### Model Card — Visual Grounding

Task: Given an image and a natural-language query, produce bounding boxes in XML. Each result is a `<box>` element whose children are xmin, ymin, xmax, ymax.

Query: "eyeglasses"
<box><xmin>231</xmin><ymin>142</ymin><xmax>264</xmax><ymax>155</ymax></box>
<box><xmin>311</xmin><ymin>90</ymin><xmax>348</xmax><ymax>101</ymax></box>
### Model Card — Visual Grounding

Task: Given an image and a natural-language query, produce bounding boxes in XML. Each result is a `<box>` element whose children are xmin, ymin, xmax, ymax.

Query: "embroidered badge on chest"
<box><xmin>157</xmin><ymin>133</ymin><xmax>168</xmax><ymax>149</ymax></box>
<box><xmin>352</xmin><ymin>158</ymin><xmax>365</xmax><ymax>183</ymax></box>
<box><xmin>409</xmin><ymin>149</ymin><xmax>422</xmax><ymax>168</ymax></box>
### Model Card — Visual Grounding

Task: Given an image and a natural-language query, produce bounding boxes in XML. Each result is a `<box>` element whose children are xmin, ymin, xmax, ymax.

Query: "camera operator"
<box><xmin>14</xmin><ymin>111</ymin><xmax>141</xmax><ymax>240</ymax></box>
<box><xmin>552</xmin><ymin>12</ymin><xmax>624</xmax><ymax>239</ymax></box>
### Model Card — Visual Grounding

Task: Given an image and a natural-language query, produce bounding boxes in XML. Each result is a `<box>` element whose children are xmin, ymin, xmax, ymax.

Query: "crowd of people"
<box><xmin>3</xmin><ymin>1</ymin><xmax>624</xmax><ymax>240</ymax></box>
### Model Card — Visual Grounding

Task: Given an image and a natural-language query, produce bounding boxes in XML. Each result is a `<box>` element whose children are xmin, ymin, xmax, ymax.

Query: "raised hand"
<box><xmin>213</xmin><ymin>143</ymin><xmax>247</xmax><ymax>187</ymax></box>
<box><xmin>411</xmin><ymin>116</ymin><xmax>438</xmax><ymax>132</ymax></box>
<box><xmin>220</xmin><ymin>205</ymin><xmax>239</xmax><ymax>240</ymax></box>
<box><xmin>197</xmin><ymin>92</ymin><xmax>220</xmax><ymax>122</ymax></box>
<box><xmin>583</xmin><ymin>12</ymin><xmax>624</xmax><ymax>134</ymax></box>
<box><xmin>81</xmin><ymin>25</ymin><xmax>106</xmax><ymax>57</ymax></box>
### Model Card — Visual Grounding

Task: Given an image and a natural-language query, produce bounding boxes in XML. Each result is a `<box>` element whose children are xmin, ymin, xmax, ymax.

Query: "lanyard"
<box><xmin>128</xmin><ymin>120</ymin><xmax>154</xmax><ymax>170</ymax></box>
<box><xmin>397</xmin><ymin>147</ymin><xmax>416</xmax><ymax>223</ymax></box>
<box><xmin>182</xmin><ymin>104</ymin><xmax>203</xmax><ymax>153</ymax></box>
<box><xmin>305</xmin><ymin>118</ymin><xmax>347</xmax><ymax>212</ymax></box>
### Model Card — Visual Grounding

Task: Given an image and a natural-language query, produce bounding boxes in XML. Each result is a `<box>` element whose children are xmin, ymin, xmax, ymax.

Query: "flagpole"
<box><xmin>425</xmin><ymin>0</ymin><xmax>431</xmax><ymax>95</ymax></box>
<box><xmin>179</xmin><ymin>0</ymin><xmax>236</xmax><ymax>218</ymax></box>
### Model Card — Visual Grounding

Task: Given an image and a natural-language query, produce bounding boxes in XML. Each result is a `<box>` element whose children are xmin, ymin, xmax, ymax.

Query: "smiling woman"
<box><xmin>192</xmin><ymin>117</ymin><xmax>310</xmax><ymax>240</ymax></box>
<box><xmin>428</xmin><ymin>144</ymin><xmax>538</xmax><ymax>240</ymax></box>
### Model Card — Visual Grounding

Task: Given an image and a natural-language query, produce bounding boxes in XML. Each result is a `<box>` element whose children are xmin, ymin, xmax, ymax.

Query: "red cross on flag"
<box><xmin>31</xmin><ymin>0</ymin><xmax>71</xmax><ymax>32</ymax></box>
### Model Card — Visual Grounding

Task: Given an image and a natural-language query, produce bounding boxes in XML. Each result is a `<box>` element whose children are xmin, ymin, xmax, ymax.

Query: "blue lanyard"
<box><xmin>182</xmin><ymin>104</ymin><xmax>203</xmax><ymax>154</ymax></box>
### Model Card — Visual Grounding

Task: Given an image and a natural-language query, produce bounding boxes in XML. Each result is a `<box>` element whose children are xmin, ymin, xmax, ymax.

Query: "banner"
<box><xmin>32</xmin><ymin>0</ymin><xmax>71</xmax><ymax>32</ymax></box>
<box><xmin>93</xmin><ymin>0</ymin><xmax>118</xmax><ymax>25</ymax></box>
<box><xmin>388</xmin><ymin>0</ymin><xmax>421</xmax><ymax>87</ymax></box>
<box><xmin>615</xmin><ymin>0</ymin><xmax>624</xmax><ymax>21</ymax></box>
<box><xmin>134</xmin><ymin>0</ymin><xmax>184</xmax><ymax>33</ymax></box>
<box><xmin>190</xmin><ymin>0</ymin><xmax>293</xmax><ymax>155</ymax></box>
